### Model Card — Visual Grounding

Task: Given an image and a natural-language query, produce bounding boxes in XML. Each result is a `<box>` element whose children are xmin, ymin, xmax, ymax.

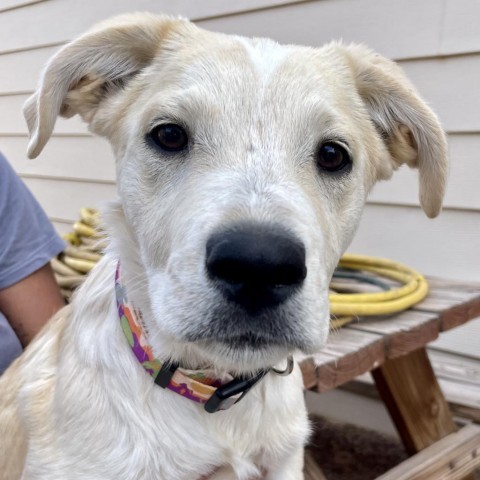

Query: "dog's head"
<box><xmin>25</xmin><ymin>13</ymin><xmax>448</xmax><ymax>372</ymax></box>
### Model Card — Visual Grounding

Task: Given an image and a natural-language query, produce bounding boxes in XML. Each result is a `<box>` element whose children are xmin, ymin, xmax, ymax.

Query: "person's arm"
<box><xmin>0</xmin><ymin>153</ymin><xmax>66</xmax><ymax>349</ymax></box>
<box><xmin>0</xmin><ymin>263</ymin><xmax>65</xmax><ymax>347</ymax></box>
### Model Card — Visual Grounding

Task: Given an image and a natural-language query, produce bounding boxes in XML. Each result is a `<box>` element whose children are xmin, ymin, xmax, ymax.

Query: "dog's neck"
<box><xmin>115</xmin><ymin>260</ymin><xmax>273</xmax><ymax>413</ymax></box>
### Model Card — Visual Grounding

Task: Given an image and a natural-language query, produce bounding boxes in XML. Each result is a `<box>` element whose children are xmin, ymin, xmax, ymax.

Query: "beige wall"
<box><xmin>1</xmin><ymin>1</ymin><xmax>479</xmax><ymax>292</ymax></box>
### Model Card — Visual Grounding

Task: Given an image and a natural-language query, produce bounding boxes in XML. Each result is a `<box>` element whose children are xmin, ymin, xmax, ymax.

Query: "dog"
<box><xmin>0</xmin><ymin>12</ymin><xmax>448</xmax><ymax>480</ymax></box>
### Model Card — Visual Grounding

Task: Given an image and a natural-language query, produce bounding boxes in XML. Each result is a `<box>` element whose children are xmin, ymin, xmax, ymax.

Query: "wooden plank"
<box><xmin>347</xmin><ymin>311</ymin><xmax>441</xmax><ymax>359</ymax></box>
<box><xmin>376</xmin><ymin>424</ymin><xmax>480</xmax><ymax>480</ymax></box>
<box><xmin>301</xmin><ymin>328</ymin><xmax>385</xmax><ymax>393</ymax></box>
<box><xmin>305</xmin><ymin>349</ymin><xmax>384</xmax><ymax>393</ymax></box>
<box><xmin>439</xmin><ymin>298</ymin><xmax>480</xmax><ymax>333</ymax></box>
<box><xmin>418</xmin><ymin>279</ymin><xmax>480</xmax><ymax>329</ymax></box>
<box><xmin>422</xmin><ymin>289</ymin><xmax>478</xmax><ymax>302</ymax></box>
<box><xmin>412</xmin><ymin>278</ymin><xmax>480</xmax><ymax>330</ymax></box>
<box><xmin>3</xmin><ymin>136</ymin><xmax>115</xmax><ymax>182</ymax></box>
<box><xmin>321</xmin><ymin>327</ymin><xmax>384</xmax><ymax>358</ymax></box>
<box><xmin>415</xmin><ymin>296</ymin><xmax>474</xmax><ymax>312</ymax></box>
<box><xmin>372</xmin><ymin>348</ymin><xmax>458</xmax><ymax>455</ymax></box>
<box><xmin>414</xmin><ymin>282</ymin><xmax>480</xmax><ymax>315</ymax></box>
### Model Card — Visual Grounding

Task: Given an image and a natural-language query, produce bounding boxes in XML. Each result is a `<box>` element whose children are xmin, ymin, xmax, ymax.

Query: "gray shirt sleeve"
<box><xmin>0</xmin><ymin>152</ymin><xmax>65</xmax><ymax>289</ymax></box>
<box><xmin>0</xmin><ymin>152</ymin><xmax>65</xmax><ymax>374</ymax></box>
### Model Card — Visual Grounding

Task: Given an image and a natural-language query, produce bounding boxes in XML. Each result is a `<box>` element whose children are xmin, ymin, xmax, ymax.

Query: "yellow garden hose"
<box><xmin>329</xmin><ymin>254</ymin><xmax>429</xmax><ymax>329</ymax></box>
<box><xmin>52</xmin><ymin>210</ymin><xmax>429</xmax><ymax>326</ymax></box>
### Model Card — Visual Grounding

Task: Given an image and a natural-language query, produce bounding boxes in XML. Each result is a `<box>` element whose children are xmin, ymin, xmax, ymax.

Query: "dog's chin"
<box><xmin>194</xmin><ymin>336</ymin><xmax>293</xmax><ymax>374</ymax></box>
<box><xmin>186</xmin><ymin>322</ymin><xmax>327</xmax><ymax>374</ymax></box>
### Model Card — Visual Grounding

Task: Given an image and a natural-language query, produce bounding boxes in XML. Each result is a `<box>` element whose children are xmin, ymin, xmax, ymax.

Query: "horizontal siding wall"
<box><xmin>2</xmin><ymin>0</ymin><xmax>478</xmax><ymax>58</ymax></box>
<box><xmin>0</xmin><ymin>0</ymin><xmax>479</xmax><ymax>294</ymax></box>
<box><xmin>349</xmin><ymin>205</ymin><xmax>480</xmax><ymax>282</ymax></box>
<box><xmin>0</xmin><ymin>0</ymin><xmax>307</xmax><ymax>52</ymax></box>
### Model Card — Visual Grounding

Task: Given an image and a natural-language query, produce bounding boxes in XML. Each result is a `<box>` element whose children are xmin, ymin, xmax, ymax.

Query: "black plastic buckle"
<box><xmin>154</xmin><ymin>362</ymin><xmax>179</xmax><ymax>388</ymax></box>
<box><xmin>204</xmin><ymin>370</ymin><xmax>268</xmax><ymax>414</ymax></box>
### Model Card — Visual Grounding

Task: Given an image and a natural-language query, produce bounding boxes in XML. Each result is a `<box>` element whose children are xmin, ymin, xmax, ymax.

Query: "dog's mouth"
<box><xmin>188</xmin><ymin>329</ymin><xmax>289</xmax><ymax>350</ymax></box>
<box><xmin>222</xmin><ymin>332</ymin><xmax>272</xmax><ymax>348</ymax></box>
<box><xmin>186</xmin><ymin>301</ymin><xmax>306</xmax><ymax>343</ymax></box>
<box><xmin>191</xmin><ymin>331</ymin><xmax>293</xmax><ymax>373</ymax></box>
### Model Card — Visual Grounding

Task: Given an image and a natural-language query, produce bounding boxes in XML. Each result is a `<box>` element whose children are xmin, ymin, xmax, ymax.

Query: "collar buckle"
<box><xmin>154</xmin><ymin>361</ymin><xmax>179</xmax><ymax>388</ymax></box>
<box><xmin>204</xmin><ymin>370</ymin><xmax>268</xmax><ymax>414</ymax></box>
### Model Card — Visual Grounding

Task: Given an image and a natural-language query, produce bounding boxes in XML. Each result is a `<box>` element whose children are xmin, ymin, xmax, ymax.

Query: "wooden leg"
<box><xmin>372</xmin><ymin>347</ymin><xmax>476</xmax><ymax>480</ymax></box>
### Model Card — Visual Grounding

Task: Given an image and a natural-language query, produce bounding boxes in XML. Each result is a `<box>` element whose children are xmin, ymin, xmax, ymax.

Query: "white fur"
<box><xmin>0</xmin><ymin>13</ymin><xmax>448</xmax><ymax>480</ymax></box>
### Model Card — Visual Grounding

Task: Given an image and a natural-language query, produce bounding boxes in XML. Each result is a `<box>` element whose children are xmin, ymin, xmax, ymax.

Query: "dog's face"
<box><xmin>24</xmin><ymin>14</ymin><xmax>448</xmax><ymax>372</ymax></box>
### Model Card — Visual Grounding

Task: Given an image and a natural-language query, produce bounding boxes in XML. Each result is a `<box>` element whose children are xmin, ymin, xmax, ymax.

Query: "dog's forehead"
<box><xmin>142</xmin><ymin>30</ymin><xmax>356</xmax><ymax>121</ymax></box>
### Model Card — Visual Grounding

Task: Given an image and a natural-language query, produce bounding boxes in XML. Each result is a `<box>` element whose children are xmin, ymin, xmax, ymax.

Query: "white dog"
<box><xmin>0</xmin><ymin>13</ymin><xmax>447</xmax><ymax>480</ymax></box>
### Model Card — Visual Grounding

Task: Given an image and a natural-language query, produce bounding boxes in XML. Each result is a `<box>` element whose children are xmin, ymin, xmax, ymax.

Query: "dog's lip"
<box><xmin>197</xmin><ymin>331</ymin><xmax>295</xmax><ymax>350</ymax></box>
<box><xmin>188</xmin><ymin>329</ymin><xmax>282</xmax><ymax>347</ymax></box>
<box><xmin>221</xmin><ymin>332</ymin><xmax>274</xmax><ymax>348</ymax></box>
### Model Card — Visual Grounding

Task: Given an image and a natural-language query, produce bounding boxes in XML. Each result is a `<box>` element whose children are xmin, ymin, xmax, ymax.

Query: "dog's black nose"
<box><xmin>206</xmin><ymin>223</ymin><xmax>307</xmax><ymax>313</ymax></box>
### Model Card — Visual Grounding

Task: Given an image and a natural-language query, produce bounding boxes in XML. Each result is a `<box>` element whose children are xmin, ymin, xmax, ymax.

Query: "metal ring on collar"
<box><xmin>272</xmin><ymin>355</ymin><xmax>294</xmax><ymax>376</ymax></box>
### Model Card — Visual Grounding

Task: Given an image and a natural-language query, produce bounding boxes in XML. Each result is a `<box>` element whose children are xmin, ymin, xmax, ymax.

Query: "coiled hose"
<box><xmin>329</xmin><ymin>254</ymin><xmax>428</xmax><ymax>328</ymax></box>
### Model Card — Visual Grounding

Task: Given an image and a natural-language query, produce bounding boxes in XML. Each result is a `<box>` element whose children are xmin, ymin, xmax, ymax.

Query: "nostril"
<box><xmin>205</xmin><ymin>223</ymin><xmax>307</xmax><ymax>311</ymax></box>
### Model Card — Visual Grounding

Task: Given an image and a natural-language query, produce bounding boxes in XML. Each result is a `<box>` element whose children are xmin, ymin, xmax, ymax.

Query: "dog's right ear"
<box><xmin>24</xmin><ymin>13</ymin><xmax>189</xmax><ymax>159</ymax></box>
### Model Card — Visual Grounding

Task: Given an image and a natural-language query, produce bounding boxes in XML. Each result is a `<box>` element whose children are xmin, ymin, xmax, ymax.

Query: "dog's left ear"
<box><xmin>342</xmin><ymin>44</ymin><xmax>448</xmax><ymax>218</ymax></box>
<box><xmin>23</xmin><ymin>13</ymin><xmax>191</xmax><ymax>159</ymax></box>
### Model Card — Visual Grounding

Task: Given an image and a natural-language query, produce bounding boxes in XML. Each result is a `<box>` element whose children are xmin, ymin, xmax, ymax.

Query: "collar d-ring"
<box><xmin>271</xmin><ymin>354</ymin><xmax>294</xmax><ymax>376</ymax></box>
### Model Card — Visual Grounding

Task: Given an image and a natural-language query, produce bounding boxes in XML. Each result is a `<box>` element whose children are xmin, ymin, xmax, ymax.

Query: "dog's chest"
<box><xmin>138</xmin><ymin>381</ymin><xmax>306</xmax><ymax>479</ymax></box>
<box><xmin>33</xmin><ymin>372</ymin><xmax>305</xmax><ymax>480</ymax></box>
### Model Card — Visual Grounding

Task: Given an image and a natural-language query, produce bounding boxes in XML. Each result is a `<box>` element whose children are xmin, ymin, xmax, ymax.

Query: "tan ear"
<box><xmin>342</xmin><ymin>44</ymin><xmax>448</xmax><ymax>218</ymax></box>
<box><xmin>24</xmin><ymin>13</ymin><xmax>188</xmax><ymax>159</ymax></box>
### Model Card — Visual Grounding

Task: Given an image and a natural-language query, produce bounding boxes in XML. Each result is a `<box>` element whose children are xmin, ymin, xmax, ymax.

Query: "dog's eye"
<box><xmin>316</xmin><ymin>142</ymin><xmax>351</xmax><ymax>173</ymax></box>
<box><xmin>150</xmin><ymin>124</ymin><xmax>188</xmax><ymax>152</ymax></box>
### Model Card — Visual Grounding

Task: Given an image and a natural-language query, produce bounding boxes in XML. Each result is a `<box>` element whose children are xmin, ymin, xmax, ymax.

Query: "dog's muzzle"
<box><xmin>205</xmin><ymin>222</ymin><xmax>307</xmax><ymax>314</ymax></box>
